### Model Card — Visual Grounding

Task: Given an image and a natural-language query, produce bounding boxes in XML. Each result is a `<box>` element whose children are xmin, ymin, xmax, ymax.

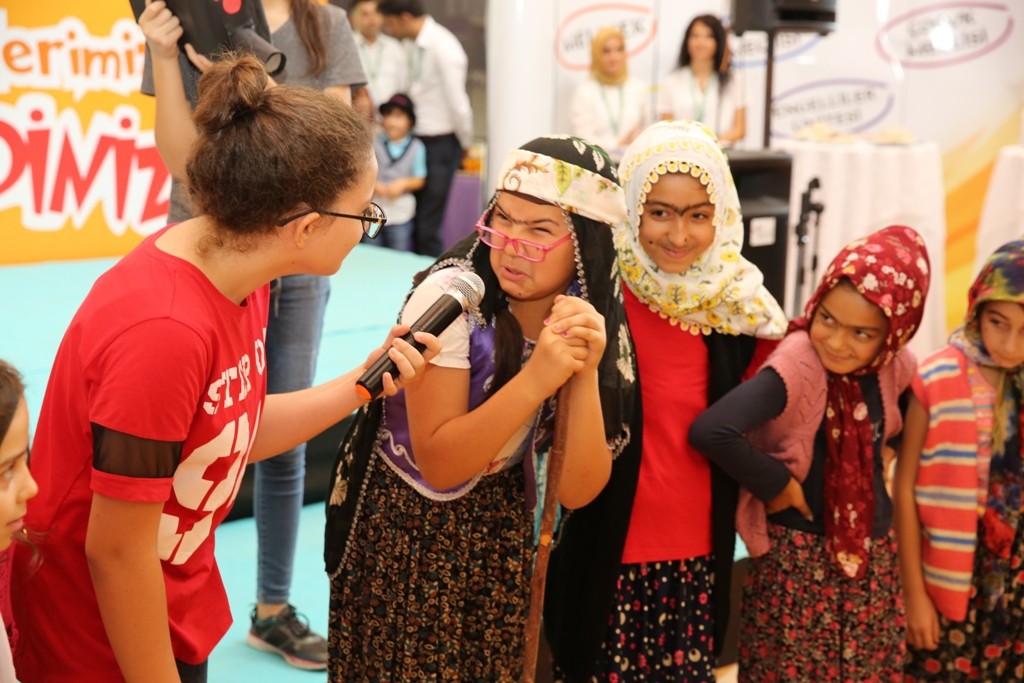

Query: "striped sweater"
<box><xmin>912</xmin><ymin>345</ymin><xmax>989</xmax><ymax>621</ymax></box>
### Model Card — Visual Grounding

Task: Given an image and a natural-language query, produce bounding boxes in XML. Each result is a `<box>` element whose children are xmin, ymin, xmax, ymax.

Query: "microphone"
<box><xmin>355</xmin><ymin>271</ymin><xmax>485</xmax><ymax>401</ymax></box>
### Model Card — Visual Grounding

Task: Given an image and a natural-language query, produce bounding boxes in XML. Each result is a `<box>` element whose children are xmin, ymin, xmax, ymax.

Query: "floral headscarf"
<box><xmin>615</xmin><ymin>120</ymin><xmax>787</xmax><ymax>338</ymax></box>
<box><xmin>949</xmin><ymin>240</ymin><xmax>1024</xmax><ymax>622</ymax></box>
<box><xmin>793</xmin><ymin>225</ymin><xmax>930</xmax><ymax>579</ymax></box>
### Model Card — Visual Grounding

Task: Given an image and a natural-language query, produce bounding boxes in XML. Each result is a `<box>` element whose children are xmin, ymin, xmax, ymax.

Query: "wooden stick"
<box><xmin>521</xmin><ymin>384</ymin><xmax>572</xmax><ymax>683</ymax></box>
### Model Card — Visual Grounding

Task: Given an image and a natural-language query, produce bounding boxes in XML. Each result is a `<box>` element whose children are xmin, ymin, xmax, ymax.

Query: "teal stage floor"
<box><xmin>212</xmin><ymin>504</ymin><xmax>334</xmax><ymax>682</ymax></box>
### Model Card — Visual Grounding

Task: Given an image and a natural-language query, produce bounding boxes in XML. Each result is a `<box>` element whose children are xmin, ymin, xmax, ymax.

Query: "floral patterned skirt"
<box><xmin>327</xmin><ymin>453</ymin><xmax>533</xmax><ymax>682</ymax></box>
<box><xmin>552</xmin><ymin>556</ymin><xmax>716</xmax><ymax>683</ymax></box>
<box><xmin>739</xmin><ymin>523</ymin><xmax>904</xmax><ymax>683</ymax></box>
<box><xmin>903</xmin><ymin>515</ymin><xmax>1024</xmax><ymax>682</ymax></box>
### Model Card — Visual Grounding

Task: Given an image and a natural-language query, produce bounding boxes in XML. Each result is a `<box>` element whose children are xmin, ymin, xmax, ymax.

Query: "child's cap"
<box><xmin>379</xmin><ymin>93</ymin><xmax>416</xmax><ymax>125</ymax></box>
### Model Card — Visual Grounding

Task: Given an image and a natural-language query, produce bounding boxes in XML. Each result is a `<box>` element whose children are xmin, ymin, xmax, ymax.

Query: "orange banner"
<box><xmin>0</xmin><ymin>5</ymin><xmax>166</xmax><ymax>264</ymax></box>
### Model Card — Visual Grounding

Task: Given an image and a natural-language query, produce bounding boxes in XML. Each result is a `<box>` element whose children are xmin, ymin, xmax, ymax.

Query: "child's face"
<box><xmin>0</xmin><ymin>398</ymin><xmax>37</xmax><ymax>551</ymax></box>
<box><xmin>637</xmin><ymin>171</ymin><xmax>715</xmax><ymax>274</ymax></box>
<box><xmin>382</xmin><ymin>110</ymin><xmax>413</xmax><ymax>140</ymax></box>
<box><xmin>809</xmin><ymin>282</ymin><xmax>888</xmax><ymax>375</ymax></box>
<box><xmin>486</xmin><ymin>193</ymin><xmax>575</xmax><ymax>303</ymax></box>
<box><xmin>978</xmin><ymin>300</ymin><xmax>1024</xmax><ymax>369</ymax></box>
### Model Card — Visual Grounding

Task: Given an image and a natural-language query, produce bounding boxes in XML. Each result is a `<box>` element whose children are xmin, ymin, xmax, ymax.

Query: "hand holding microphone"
<box><xmin>356</xmin><ymin>272</ymin><xmax>485</xmax><ymax>401</ymax></box>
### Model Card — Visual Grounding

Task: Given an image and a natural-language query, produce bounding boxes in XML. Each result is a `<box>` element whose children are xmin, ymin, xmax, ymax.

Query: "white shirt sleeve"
<box><xmin>435</xmin><ymin>33</ymin><xmax>473</xmax><ymax>149</ymax></box>
<box><xmin>399</xmin><ymin>267</ymin><xmax>472</xmax><ymax>369</ymax></box>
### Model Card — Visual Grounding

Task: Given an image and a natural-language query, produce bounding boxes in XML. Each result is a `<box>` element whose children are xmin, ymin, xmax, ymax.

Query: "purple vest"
<box><xmin>376</xmin><ymin>321</ymin><xmax>553</xmax><ymax>507</ymax></box>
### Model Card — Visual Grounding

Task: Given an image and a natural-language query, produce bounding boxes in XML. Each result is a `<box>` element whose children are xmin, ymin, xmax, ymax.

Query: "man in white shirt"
<box><xmin>347</xmin><ymin>0</ymin><xmax>408</xmax><ymax>116</ymax></box>
<box><xmin>378</xmin><ymin>0</ymin><xmax>473</xmax><ymax>257</ymax></box>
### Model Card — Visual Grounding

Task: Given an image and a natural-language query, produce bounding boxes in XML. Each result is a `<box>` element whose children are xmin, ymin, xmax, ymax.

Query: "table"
<box><xmin>779</xmin><ymin>139</ymin><xmax>948</xmax><ymax>357</ymax></box>
<box><xmin>973</xmin><ymin>145</ymin><xmax>1024</xmax><ymax>273</ymax></box>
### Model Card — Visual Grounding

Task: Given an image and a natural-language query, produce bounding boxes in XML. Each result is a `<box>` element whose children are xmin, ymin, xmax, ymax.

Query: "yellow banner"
<box><xmin>0</xmin><ymin>4</ymin><xmax>164</xmax><ymax>264</ymax></box>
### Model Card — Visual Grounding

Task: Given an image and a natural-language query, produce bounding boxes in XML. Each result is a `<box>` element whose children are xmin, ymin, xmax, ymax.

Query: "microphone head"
<box><xmin>448</xmin><ymin>272</ymin><xmax>485</xmax><ymax>310</ymax></box>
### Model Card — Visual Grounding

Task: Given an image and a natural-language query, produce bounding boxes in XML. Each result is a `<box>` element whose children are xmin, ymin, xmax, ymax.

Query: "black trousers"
<box><xmin>414</xmin><ymin>133</ymin><xmax>463</xmax><ymax>257</ymax></box>
<box><xmin>177</xmin><ymin>658</ymin><xmax>208</xmax><ymax>683</ymax></box>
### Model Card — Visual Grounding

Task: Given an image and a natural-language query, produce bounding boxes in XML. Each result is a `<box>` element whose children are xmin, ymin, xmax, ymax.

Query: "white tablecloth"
<box><xmin>973</xmin><ymin>145</ymin><xmax>1024</xmax><ymax>273</ymax></box>
<box><xmin>779</xmin><ymin>140</ymin><xmax>947</xmax><ymax>357</ymax></box>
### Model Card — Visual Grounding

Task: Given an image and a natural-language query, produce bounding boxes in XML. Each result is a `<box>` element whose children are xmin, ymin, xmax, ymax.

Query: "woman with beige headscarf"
<box><xmin>569</xmin><ymin>27</ymin><xmax>653</xmax><ymax>161</ymax></box>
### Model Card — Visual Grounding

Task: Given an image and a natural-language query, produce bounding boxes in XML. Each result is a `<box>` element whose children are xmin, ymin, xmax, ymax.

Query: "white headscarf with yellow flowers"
<box><xmin>616</xmin><ymin>120</ymin><xmax>788</xmax><ymax>337</ymax></box>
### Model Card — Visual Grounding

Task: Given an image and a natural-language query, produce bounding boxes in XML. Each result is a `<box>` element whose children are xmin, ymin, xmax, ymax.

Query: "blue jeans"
<box><xmin>255</xmin><ymin>274</ymin><xmax>330</xmax><ymax>605</ymax></box>
<box><xmin>368</xmin><ymin>218</ymin><xmax>414</xmax><ymax>252</ymax></box>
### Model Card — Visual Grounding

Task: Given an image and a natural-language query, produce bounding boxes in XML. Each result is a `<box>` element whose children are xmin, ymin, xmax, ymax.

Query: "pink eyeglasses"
<box><xmin>474</xmin><ymin>212</ymin><xmax>573</xmax><ymax>263</ymax></box>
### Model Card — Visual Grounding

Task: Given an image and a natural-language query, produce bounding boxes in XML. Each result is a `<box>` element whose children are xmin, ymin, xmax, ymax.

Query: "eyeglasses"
<box><xmin>474</xmin><ymin>220</ymin><xmax>573</xmax><ymax>263</ymax></box>
<box><xmin>276</xmin><ymin>202</ymin><xmax>387</xmax><ymax>239</ymax></box>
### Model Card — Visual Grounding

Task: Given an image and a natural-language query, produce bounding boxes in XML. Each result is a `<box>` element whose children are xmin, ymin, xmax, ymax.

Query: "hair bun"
<box><xmin>193</xmin><ymin>51</ymin><xmax>270</xmax><ymax>135</ymax></box>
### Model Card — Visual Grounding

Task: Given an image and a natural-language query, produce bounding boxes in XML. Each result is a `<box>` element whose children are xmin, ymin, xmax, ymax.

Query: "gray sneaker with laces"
<box><xmin>246</xmin><ymin>604</ymin><xmax>328</xmax><ymax>670</ymax></box>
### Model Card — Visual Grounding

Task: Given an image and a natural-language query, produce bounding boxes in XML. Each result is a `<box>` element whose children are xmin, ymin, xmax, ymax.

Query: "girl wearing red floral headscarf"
<box><xmin>896</xmin><ymin>239</ymin><xmax>1024</xmax><ymax>682</ymax></box>
<box><xmin>690</xmin><ymin>225</ymin><xmax>931</xmax><ymax>682</ymax></box>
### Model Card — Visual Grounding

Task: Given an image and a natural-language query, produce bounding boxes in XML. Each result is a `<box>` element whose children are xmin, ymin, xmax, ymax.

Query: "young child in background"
<box><xmin>544</xmin><ymin>120</ymin><xmax>788</xmax><ymax>682</ymax></box>
<box><xmin>896</xmin><ymin>239</ymin><xmax>1024</xmax><ymax>681</ymax></box>
<box><xmin>0</xmin><ymin>360</ymin><xmax>38</xmax><ymax>682</ymax></box>
<box><xmin>370</xmin><ymin>93</ymin><xmax>427</xmax><ymax>252</ymax></box>
<box><xmin>690</xmin><ymin>225</ymin><xmax>931</xmax><ymax>682</ymax></box>
<box><xmin>324</xmin><ymin>135</ymin><xmax>636</xmax><ymax>681</ymax></box>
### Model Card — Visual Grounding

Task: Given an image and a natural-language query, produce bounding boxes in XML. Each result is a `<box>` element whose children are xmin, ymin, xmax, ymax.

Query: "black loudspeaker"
<box><xmin>726</xmin><ymin>150</ymin><xmax>793</xmax><ymax>305</ymax></box>
<box><xmin>128</xmin><ymin>0</ymin><xmax>286</xmax><ymax>75</ymax></box>
<box><xmin>732</xmin><ymin>0</ymin><xmax>837</xmax><ymax>36</ymax></box>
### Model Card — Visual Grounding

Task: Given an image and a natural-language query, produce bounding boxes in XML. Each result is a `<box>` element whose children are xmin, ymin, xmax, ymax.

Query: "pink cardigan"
<box><xmin>736</xmin><ymin>331</ymin><xmax>916</xmax><ymax>556</ymax></box>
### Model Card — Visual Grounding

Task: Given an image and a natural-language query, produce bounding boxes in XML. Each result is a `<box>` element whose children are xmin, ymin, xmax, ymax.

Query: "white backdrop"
<box><xmin>485</xmin><ymin>0</ymin><xmax>1024</xmax><ymax>332</ymax></box>
<box><xmin>488</xmin><ymin>1</ymin><xmax>1024</xmax><ymax>175</ymax></box>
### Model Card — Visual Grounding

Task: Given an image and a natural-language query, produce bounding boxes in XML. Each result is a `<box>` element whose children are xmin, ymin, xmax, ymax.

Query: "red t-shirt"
<box><xmin>621</xmin><ymin>285</ymin><xmax>713</xmax><ymax>564</ymax></box>
<box><xmin>12</xmin><ymin>228</ymin><xmax>269</xmax><ymax>681</ymax></box>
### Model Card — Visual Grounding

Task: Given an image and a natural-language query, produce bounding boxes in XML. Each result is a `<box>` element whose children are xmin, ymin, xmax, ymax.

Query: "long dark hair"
<box><xmin>0</xmin><ymin>359</ymin><xmax>24</xmax><ymax>443</ymax></box>
<box><xmin>291</xmin><ymin>0</ymin><xmax>327</xmax><ymax>76</ymax></box>
<box><xmin>677</xmin><ymin>14</ymin><xmax>731</xmax><ymax>88</ymax></box>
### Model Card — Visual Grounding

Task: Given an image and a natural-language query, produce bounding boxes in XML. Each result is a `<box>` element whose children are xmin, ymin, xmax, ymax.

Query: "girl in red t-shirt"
<box><xmin>11</xmin><ymin>52</ymin><xmax>436</xmax><ymax>683</ymax></box>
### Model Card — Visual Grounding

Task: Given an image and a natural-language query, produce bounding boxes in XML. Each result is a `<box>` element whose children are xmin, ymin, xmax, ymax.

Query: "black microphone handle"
<box><xmin>355</xmin><ymin>293</ymin><xmax>465</xmax><ymax>400</ymax></box>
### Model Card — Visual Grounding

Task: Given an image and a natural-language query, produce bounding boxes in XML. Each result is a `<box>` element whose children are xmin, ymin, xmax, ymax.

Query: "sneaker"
<box><xmin>246</xmin><ymin>604</ymin><xmax>328</xmax><ymax>670</ymax></box>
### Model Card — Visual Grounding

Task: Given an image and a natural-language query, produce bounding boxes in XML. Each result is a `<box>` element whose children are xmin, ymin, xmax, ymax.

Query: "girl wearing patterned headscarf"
<box><xmin>323</xmin><ymin>135</ymin><xmax>636</xmax><ymax>681</ymax></box>
<box><xmin>897</xmin><ymin>240</ymin><xmax>1024</xmax><ymax>681</ymax></box>
<box><xmin>544</xmin><ymin>120</ymin><xmax>787</xmax><ymax>682</ymax></box>
<box><xmin>691</xmin><ymin>224</ymin><xmax>931</xmax><ymax>681</ymax></box>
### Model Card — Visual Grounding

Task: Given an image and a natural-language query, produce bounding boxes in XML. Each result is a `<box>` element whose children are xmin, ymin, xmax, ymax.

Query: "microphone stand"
<box><xmin>792</xmin><ymin>177</ymin><xmax>824</xmax><ymax>317</ymax></box>
<box><xmin>520</xmin><ymin>384</ymin><xmax>571</xmax><ymax>683</ymax></box>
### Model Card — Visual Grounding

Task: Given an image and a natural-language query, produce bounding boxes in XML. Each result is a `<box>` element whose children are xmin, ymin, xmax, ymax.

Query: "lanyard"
<box><xmin>599</xmin><ymin>84</ymin><xmax>625</xmax><ymax>137</ymax></box>
<box><xmin>360</xmin><ymin>40</ymin><xmax>383</xmax><ymax>83</ymax></box>
<box><xmin>407</xmin><ymin>44</ymin><xmax>424</xmax><ymax>85</ymax></box>
<box><xmin>688</xmin><ymin>70</ymin><xmax>717</xmax><ymax>124</ymax></box>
